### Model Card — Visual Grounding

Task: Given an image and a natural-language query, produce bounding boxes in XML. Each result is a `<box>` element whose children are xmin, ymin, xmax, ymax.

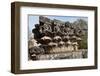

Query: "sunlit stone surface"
<box><xmin>28</xmin><ymin>16</ymin><xmax>88</xmax><ymax>60</ymax></box>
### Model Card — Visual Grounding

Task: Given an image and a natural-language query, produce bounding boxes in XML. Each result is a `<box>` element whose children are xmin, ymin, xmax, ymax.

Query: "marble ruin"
<box><xmin>28</xmin><ymin>16</ymin><xmax>87</xmax><ymax>60</ymax></box>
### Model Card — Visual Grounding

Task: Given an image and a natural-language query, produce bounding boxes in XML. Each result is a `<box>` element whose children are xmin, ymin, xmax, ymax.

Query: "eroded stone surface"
<box><xmin>28</xmin><ymin>16</ymin><xmax>88</xmax><ymax>60</ymax></box>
